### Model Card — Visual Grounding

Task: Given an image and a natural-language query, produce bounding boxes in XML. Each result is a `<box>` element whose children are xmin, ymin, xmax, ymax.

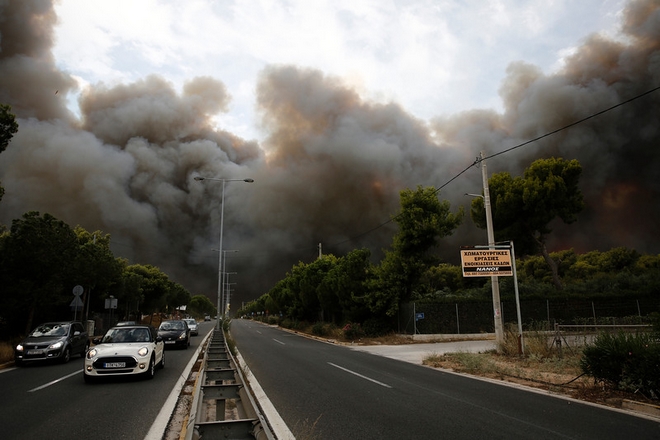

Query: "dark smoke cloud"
<box><xmin>1</xmin><ymin>0</ymin><xmax>659</xmax><ymax>306</ymax></box>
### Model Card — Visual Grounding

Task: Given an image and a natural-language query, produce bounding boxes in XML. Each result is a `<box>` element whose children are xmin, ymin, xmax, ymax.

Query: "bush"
<box><xmin>361</xmin><ymin>318</ymin><xmax>392</xmax><ymax>337</ymax></box>
<box><xmin>342</xmin><ymin>322</ymin><xmax>365</xmax><ymax>340</ymax></box>
<box><xmin>312</xmin><ymin>322</ymin><xmax>328</xmax><ymax>336</ymax></box>
<box><xmin>580</xmin><ymin>331</ymin><xmax>660</xmax><ymax>398</ymax></box>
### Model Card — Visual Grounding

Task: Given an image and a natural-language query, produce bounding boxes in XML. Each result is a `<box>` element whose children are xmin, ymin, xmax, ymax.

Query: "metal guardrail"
<box><xmin>183</xmin><ymin>329</ymin><xmax>275</xmax><ymax>440</ymax></box>
<box><xmin>552</xmin><ymin>323</ymin><xmax>653</xmax><ymax>357</ymax></box>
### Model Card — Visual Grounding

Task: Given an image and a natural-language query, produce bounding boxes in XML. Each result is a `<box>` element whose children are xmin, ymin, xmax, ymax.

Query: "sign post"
<box><xmin>460</xmin><ymin>247</ymin><xmax>512</xmax><ymax>277</ymax></box>
<box><xmin>460</xmin><ymin>243</ymin><xmax>524</xmax><ymax>355</ymax></box>
<box><xmin>70</xmin><ymin>285</ymin><xmax>84</xmax><ymax>321</ymax></box>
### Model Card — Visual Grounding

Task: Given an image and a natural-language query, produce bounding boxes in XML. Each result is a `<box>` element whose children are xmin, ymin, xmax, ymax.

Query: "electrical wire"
<box><xmin>328</xmin><ymin>84</ymin><xmax>660</xmax><ymax>250</ymax></box>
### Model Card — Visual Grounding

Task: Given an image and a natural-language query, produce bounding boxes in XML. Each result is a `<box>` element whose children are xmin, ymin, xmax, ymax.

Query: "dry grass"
<box><xmin>291</xmin><ymin>415</ymin><xmax>322</xmax><ymax>440</ymax></box>
<box><xmin>0</xmin><ymin>341</ymin><xmax>14</xmax><ymax>364</ymax></box>
<box><xmin>422</xmin><ymin>325</ymin><xmax>658</xmax><ymax>410</ymax></box>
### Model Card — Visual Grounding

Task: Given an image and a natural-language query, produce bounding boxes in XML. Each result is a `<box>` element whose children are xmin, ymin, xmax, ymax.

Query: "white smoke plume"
<box><xmin>1</xmin><ymin>0</ymin><xmax>659</xmax><ymax>306</ymax></box>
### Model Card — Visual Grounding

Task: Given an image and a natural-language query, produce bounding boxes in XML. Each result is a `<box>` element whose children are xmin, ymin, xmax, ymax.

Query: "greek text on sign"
<box><xmin>460</xmin><ymin>248</ymin><xmax>512</xmax><ymax>277</ymax></box>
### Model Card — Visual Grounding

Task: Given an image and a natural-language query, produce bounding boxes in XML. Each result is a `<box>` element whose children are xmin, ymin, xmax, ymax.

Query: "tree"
<box><xmin>188</xmin><ymin>295</ymin><xmax>216</xmax><ymax>318</ymax></box>
<box><xmin>166</xmin><ymin>280</ymin><xmax>191</xmax><ymax>312</ymax></box>
<box><xmin>0</xmin><ymin>212</ymin><xmax>80</xmax><ymax>334</ymax></box>
<box><xmin>124</xmin><ymin>264</ymin><xmax>172</xmax><ymax>317</ymax></box>
<box><xmin>0</xmin><ymin>104</ymin><xmax>18</xmax><ymax>205</ymax></box>
<box><xmin>71</xmin><ymin>227</ymin><xmax>123</xmax><ymax>320</ymax></box>
<box><xmin>319</xmin><ymin>248</ymin><xmax>375</xmax><ymax>323</ymax></box>
<box><xmin>0</xmin><ymin>104</ymin><xmax>17</xmax><ymax>154</ymax></box>
<box><xmin>369</xmin><ymin>186</ymin><xmax>464</xmax><ymax>316</ymax></box>
<box><xmin>470</xmin><ymin>157</ymin><xmax>584</xmax><ymax>289</ymax></box>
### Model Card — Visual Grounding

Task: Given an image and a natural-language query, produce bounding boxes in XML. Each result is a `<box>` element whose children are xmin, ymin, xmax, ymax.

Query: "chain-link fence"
<box><xmin>399</xmin><ymin>297</ymin><xmax>660</xmax><ymax>335</ymax></box>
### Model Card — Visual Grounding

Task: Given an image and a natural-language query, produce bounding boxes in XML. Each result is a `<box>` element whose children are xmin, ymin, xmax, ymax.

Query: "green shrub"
<box><xmin>342</xmin><ymin>322</ymin><xmax>365</xmax><ymax>340</ymax></box>
<box><xmin>361</xmin><ymin>318</ymin><xmax>392</xmax><ymax>337</ymax></box>
<box><xmin>312</xmin><ymin>322</ymin><xmax>328</xmax><ymax>336</ymax></box>
<box><xmin>580</xmin><ymin>331</ymin><xmax>660</xmax><ymax>398</ymax></box>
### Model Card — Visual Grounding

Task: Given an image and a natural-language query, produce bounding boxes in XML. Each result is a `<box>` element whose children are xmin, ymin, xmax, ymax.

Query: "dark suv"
<box><xmin>15</xmin><ymin>321</ymin><xmax>89</xmax><ymax>366</ymax></box>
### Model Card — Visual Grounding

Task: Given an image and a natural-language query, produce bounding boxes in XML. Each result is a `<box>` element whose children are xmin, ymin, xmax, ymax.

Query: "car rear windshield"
<box><xmin>159</xmin><ymin>321</ymin><xmax>185</xmax><ymax>330</ymax></box>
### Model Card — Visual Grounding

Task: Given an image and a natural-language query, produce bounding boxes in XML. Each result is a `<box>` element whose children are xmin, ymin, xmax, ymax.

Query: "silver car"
<box><xmin>183</xmin><ymin>318</ymin><xmax>199</xmax><ymax>336</ymax></box>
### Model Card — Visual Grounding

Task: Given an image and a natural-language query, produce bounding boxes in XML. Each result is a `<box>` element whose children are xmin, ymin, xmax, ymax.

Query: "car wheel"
<box><xmin>61</xmin><ymin>347</ymin><xmax>71</xmax><ymax>364</ymax></box>
<box><xmin>143</xmin><ymin>355</ymin><xmax>156</xmax><ymax>380</ymax></box>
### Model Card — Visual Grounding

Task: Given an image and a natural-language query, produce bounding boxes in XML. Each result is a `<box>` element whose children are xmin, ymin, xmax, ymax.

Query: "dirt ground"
<box><xmin>423</xmin><ymin>350</ymin><xmax>658</xmax><ymax>412</ymax></box>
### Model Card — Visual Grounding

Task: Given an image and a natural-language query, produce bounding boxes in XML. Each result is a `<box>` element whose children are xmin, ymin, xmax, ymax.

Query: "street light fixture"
<box><xmin>194</xmin><ymin>176</ymin><xmax>254</xmax><ymax>329</ymax></box>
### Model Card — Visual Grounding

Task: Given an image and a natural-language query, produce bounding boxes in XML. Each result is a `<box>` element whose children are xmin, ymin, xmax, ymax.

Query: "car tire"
<box><xmin>143</xmin><ymin>355</ymin><xmax>156</xmax><ymax>380</ymax></box>
<box><xmin>61</xmin><ymin>347</ymin><xmax>71</xmax><ymax>364</ymax></box>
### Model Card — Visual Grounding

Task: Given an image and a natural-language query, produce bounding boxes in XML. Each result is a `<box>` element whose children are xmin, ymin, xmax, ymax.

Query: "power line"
<box><xmin>331</xmin><ymin>84</ymin><xmax>660</xmax><ymax>248</ymax></box>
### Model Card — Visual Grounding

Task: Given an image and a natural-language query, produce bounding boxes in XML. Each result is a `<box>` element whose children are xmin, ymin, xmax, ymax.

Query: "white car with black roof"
<box><xmin>83</xmin><ymin>324</ymin><xmax>164</xmax><ymax>383</ymax></box>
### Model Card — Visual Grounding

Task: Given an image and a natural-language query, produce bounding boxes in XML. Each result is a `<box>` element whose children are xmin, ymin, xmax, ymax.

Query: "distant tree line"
<box><xmin>0</xmin><ymin>210</ymin><xmax>215</xmax><ymax>338</ymax></box>
<box><xmin>239</xmin><ymin>158</ymin><xmax>659</xmax><ymax>334</ymax></box>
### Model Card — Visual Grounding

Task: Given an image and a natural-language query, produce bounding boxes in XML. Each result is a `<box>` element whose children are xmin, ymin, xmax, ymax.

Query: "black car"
<box><xmin>157</xmin><ymin>320</ymin><xmax>190</xmax><ymax>349</ymax></box>
<box><xmin>15</xmin><ymin>321</ymin><xmax>89</xmax><ymax>366</ymax></box>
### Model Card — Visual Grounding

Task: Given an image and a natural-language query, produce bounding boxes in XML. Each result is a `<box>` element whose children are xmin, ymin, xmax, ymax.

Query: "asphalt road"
<box><xmin>0</xmin><ymin>321</ymin><xmax>215</xmax><ymax>440</ymax></box>
<box><xmin>230</xmin><ymin>319</ymin><xmax>660</xmax><ymax>440</ymax></box>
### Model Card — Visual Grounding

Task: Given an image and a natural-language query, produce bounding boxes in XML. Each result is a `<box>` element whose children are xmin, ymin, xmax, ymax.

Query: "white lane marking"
<box><xmin>273</xmin><ymin>339</ymin><xmax>286</xmax><ymax>345</ymax></box>
<box><xmin>235</xmin><ymin>350</ymin><xmax>295</xmax><ymax>439</ymax></box>
<box><xmin>328</xmin><ymin>362</ymin><xmax>392</xmax><ymax>388</ymax></box>
<box><xmin>28</xmin><ymin>369</ymin><xmax>82</xmax><ymax>392</ymax></box>
<box><xmin>256</xmin><ymin>331</ymin><xmax>262</xmax><ymax>334</ymax></box>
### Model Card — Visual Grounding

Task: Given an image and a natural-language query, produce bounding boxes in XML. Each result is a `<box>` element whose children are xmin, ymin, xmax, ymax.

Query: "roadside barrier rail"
<box><xmin>186</xmin><ymin>329</ymin><xmax>275</xmax><ymax>440</ymax></box>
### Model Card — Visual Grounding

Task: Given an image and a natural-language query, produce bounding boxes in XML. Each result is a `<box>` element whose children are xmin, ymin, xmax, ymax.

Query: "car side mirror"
<box><xmin>74</xmin><ymin>331</ymin><xmax>81</xmax><ymax>336</ymax></box>
<box><xmin>156</xmin><ymin>336</ymin><xmax>163</xmax><ymax>343</ymax></box>
<box><xmin>92</xmin><ymin>337</ymin><xmax>102</xmax><ymax>345</ymax></box>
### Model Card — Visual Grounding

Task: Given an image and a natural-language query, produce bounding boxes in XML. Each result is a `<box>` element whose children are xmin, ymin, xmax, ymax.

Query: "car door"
<box><xmin>151</xmin><ymin>327</ymin><xmax>164</xmax><ymax>364</ymax></box>
<box><xmin>70</xmin><ymin>323</ymin><xmax>86</xmax><ymax>355</ymax></box>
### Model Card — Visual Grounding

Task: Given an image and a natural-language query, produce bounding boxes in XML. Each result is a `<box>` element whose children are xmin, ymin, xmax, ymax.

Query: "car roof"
<box><xmin>109</xmin><ymin>324</ymin><xmax>154</xmax><ymax>330</ymax></box>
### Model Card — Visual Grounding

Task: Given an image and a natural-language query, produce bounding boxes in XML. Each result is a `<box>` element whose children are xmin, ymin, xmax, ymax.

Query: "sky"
<box><xmin>1</xmin><ymin>0</ymin><xmax>659</xmax><ymax>310</ymax></box>
<box><xmin>51</xmin><ymin>0</ymin><xmax>625</xmax><ymax>141</ymax></box>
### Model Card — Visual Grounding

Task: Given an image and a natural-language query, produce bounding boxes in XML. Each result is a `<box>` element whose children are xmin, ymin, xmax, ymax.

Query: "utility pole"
<box><xmin>481</xmin><ymin>151</ymin><xmax>504</xmax><ymax>351</ymax></box>
<box><xmin>318</xmin><ymin>242</ymin><xmax>322</xmax><ymax>259</ymax></box>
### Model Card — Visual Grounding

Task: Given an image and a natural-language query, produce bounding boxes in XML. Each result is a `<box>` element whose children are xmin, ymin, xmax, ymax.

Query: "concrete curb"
<box><xmin>622</xmin><ymin>399</ymin><xmax>660</xmax><ymax>418</ymax></box>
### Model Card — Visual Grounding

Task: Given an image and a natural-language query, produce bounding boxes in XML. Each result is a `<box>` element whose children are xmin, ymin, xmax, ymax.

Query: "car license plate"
<box><xmin>104</xmin><ymin>362</ymin><xmax>126</xmax><ymax>368</ymax></box>
<box><xmin>27</xmin><ymin>350</ymin><xmax>44</xmax><ymax>355</ymax></box>
<box><xmin>165</xmin><ymin>340</ymin><xmax>175</xmax><ymax>344</ymax></box>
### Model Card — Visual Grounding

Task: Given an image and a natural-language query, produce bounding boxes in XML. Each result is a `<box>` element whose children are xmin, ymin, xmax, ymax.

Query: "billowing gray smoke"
<box><xmin>1</xmin><ymin>0</ymin><xmax>659</xmax><ymax>306</ymax></box>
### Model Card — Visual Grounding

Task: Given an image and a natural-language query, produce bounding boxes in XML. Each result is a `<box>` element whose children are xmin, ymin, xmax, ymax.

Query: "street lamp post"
<box><xmin>466</xmin><ymin>150</ymin><xmax>504</xmax><ymax>351</ymax></box>
<box><xmin>222</xmin><ymin>251</ymin><xmax>238</xmax><ymax>318</ymax></box>
<box><xmin>194</xmin><ymin>176</ymin><xmax>254</xmax><ymax>329</ymax></box>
